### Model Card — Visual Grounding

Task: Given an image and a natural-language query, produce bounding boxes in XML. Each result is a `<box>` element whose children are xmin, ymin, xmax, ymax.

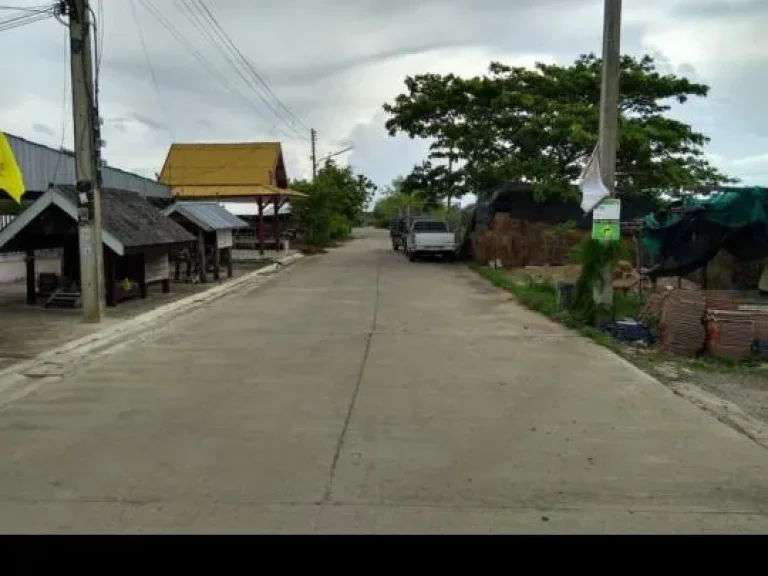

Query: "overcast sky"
<box><xmin>1</xmin><ymin>0</ymin><xmax>767</xmax><ymax>195</ymax></box>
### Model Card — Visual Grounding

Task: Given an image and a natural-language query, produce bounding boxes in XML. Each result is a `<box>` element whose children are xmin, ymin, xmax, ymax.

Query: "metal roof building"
<box><xmin>162</xmin><ymin>202</ymin><xmax>247</xmax><ymax>283</ymax></box>
<box><xmin>0</xmin><ymin>186</ymin><xmax>193</xmax><ymax>256</ymax></box>
<box><xmin>5</xmin><ymin>132</ymin><xmax>171</xmax><ymax>199</ymax></box>
<box><xmin>162</xmin><ymin>202</ymin><xmax>248</xmax><ymax>232</ymax></box>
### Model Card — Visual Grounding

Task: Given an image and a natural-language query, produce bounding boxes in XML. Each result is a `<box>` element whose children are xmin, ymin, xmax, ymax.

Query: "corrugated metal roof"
<box><xmin>5</xmin><ymin>132</ymin><xmax>171</xmax><ymax>198</ymax></box>
<box><xmin>163</xmin><ymin>202</ymin><xmax>249</xmax><ymax>231</ymax></box>
<box><xmin>158</xmin><ymin>142</ymin><xmax>285</xmax><ymax>188</ymax></box>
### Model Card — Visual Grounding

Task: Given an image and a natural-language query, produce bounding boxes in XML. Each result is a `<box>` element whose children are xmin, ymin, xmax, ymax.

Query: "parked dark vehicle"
<box><xmin>390</xmin><ymin>211</ymin><xmax>430</xmax><ymax>251</ymax></box>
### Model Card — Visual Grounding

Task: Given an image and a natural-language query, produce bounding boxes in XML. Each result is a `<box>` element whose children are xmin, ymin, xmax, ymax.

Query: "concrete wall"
<box><xmin>0</xmin><ymin>252</ymin><xmax>61</xmax><ymax>284</ymax></box>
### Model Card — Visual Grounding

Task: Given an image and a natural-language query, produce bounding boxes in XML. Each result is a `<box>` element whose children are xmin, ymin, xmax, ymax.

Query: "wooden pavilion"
<box><xmin>0</xmin><ymin>186</ymin><xmax>194</xmax><ymax>308</ymax></box>
<box><xmin>158</xmin><ymin>142</ymin><xmax>305</xmax><ymax>255</ymax></box>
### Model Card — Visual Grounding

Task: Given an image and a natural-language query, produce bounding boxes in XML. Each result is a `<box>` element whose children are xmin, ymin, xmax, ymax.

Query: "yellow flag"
<box><xmin>0</xmin><ymin>131</ymin><xmax>25</xmax><ymax>204</ymax></box>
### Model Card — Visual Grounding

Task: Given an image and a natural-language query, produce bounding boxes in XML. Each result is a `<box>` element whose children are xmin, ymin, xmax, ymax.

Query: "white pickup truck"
<box><xmin>404</xmin><ymin>218</ymin><xmax>457</xmax><ymax>261</ymax></box>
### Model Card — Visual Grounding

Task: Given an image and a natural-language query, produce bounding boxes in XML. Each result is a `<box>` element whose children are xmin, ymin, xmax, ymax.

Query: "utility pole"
<box><xmin>67</xmin><ymin>0</ymin><xmax>105</xmax><ymax>322</ymax></box>
<box><xmin>595</xmin><ymin>0</ymin><xmax>622</xmax><ymax>309</ymax></box>
<box><xmin>310</xmin><ymin>128</ymin><xmax>317</xmax><ymax>180</ymax></box>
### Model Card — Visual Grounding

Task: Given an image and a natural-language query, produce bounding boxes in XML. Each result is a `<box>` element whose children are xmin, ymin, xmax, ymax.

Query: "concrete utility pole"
<box><xmin>310</xmin><ymin>128</ymin><xmax>317</xmax><ymax>180</ymax></box>
<box><xmin>67</xmin><ymin>0</ymin><xmax>105</xmax><ymax>322</ymax></box>
<box><xmin>596</xmin><ymin>0</ymin><xmax>622</xmax><ymax>309</ymax></box>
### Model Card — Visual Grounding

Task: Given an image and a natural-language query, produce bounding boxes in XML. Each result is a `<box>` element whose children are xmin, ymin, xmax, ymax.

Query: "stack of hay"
<box><xmin>472</xmin><ymin>214</ymin><xmax>584</xmax><ymax>268</ymax></box>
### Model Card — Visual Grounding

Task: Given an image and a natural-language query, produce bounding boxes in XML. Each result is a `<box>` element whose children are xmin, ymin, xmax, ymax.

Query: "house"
<box><xmin>0</xmin><ymin>186</ymin><xmax>194</xmax><ymax>308</ymax></box>
<box><xmin>3</xmin><ymin>132</ymin><xmax>171</xmax><ymax>203</ymax></box>
<box><xmin>162</xmin><ymin>202</ymin><xmax>248</xmax><ymax>283</ymax></box>
<box><xmin>158</xmin><ymin>142</ymin><xmax>305</xmax><ymax>254</ymax></box>
<box><xmin>0</xmin><ymin>132</ymin><xmax>174</xmax><ymax>284</ymax></box>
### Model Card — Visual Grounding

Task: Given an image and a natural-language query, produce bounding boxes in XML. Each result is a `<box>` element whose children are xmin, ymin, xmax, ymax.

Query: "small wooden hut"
<box><xmin>0</xmin><ymin>186</ymin><xmax>194</xmax><ymax>308</ymax></box>
<box><xmin>162</xmin><ymin>201</ymin><xmax>248</xmax><ymax>282</ymax></box>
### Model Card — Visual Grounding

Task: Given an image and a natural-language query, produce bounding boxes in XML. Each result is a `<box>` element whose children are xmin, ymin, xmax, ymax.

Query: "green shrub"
<box><xmin>330</xmin><ymin>214</ymin><xmax>352</xmax><ymax>240</ymax></box>
<box><xmin>570</xmin><ymin>237</ymin><xmax>629</xmax><ymax>324</ymax></box>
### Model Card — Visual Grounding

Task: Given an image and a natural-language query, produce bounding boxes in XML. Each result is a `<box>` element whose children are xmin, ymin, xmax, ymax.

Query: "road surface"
<box><xmin>1</xmin><ymin>229</ymin><xmax>766</xmax><ymax>533</ymax></box>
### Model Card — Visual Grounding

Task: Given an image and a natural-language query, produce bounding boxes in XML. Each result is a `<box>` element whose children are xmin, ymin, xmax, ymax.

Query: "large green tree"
<box><xmin>292</xmin><ymin>161</ymin><xmax>377</xmax><ymax>245</ymax></box>
<box><xmin>383</xmin><ymin>53</ymin><xmax>735</xmax><ymax>201</ymax></box>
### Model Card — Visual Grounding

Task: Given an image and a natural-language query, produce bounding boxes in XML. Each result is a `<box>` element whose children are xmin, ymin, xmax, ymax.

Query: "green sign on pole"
<box><xmin>592</xmin><ymin>198</ymin><xmax>621</xmax><ymax>241</ymax></box>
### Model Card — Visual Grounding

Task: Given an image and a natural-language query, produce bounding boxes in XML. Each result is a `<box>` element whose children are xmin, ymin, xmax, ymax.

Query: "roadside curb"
<box><xmin>0</xmin><ymin>252</ymin><xmax>303</xmax><ymax>391</ymax></box>
<box><xmin>611</xmin><ymin>350</ymin><xmax>768</xmax><ymax>451</ymax></box>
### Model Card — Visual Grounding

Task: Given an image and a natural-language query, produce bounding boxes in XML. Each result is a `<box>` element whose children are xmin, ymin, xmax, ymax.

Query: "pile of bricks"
<box><xmin>658</xmin><ymin>289</ymin><xmax>707</xmax><ymax>357</ymax></box>
<box><xmin>648</xmin><ymin>287</ymin><xmax>768</xmax><ymax>360</ymax></box>
<box><xmin>703</xmin><ymin>290</ymin><xmax>768</xmax><ymax>360</ymax></box>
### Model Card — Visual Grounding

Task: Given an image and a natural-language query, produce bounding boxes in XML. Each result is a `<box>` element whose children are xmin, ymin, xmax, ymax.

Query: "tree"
<box><xmin>383</xmin><ymin>53</ymin><xmax>735</xmax><ymax>201</ymax></box>
<box><xmin>292</xmin><ymin>161</ymin><xmax>377</xmax><ymax>245</ymax></box>
<box><xmin>371</xmin><ymin>177</ymin><xmax>423</xmax><ymax>228</ymax></box>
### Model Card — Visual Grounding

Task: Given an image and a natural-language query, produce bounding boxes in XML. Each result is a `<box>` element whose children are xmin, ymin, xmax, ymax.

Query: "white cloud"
<box><xmin>1</xmin><ymin>0</ymin><xmax>767</xmax><ymax>191</ymax></box>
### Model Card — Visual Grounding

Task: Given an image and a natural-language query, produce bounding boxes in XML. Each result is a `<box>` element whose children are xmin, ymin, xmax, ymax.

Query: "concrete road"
<box><xmin>0</xmin><ymin>229</ymin><xmax>767</xmax><ymax>533</ymax></box>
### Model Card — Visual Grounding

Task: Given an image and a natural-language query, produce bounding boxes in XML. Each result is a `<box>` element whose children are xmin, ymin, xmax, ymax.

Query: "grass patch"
<box><xmin>472</xmin><ymin>265</ymin><xmax>557</xmax><ymax>315</ymax></box>
<box><xmin>472</xmin><ymin>264</ymin><xmax>766</xmax><ymax>371</ymax></box>
<box><xmin>471</xmin><ymin>264</ymin><xmax>629</xmax><ymax>349</ymax></box>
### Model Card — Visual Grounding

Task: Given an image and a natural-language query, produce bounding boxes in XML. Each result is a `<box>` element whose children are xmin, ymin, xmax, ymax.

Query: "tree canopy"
<box><xmin>383</xmin><ymin>53</ymin><xmax>734</xmax><ymax>202</ymax></box>
<box><xmin>291</xmin><ymin>161</ymin><xmax>376</xmax><ymax>245</ymax></box>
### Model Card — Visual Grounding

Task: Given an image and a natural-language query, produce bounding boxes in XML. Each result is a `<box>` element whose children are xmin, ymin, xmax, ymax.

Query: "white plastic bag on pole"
<box><xmin>579</xmin><ymin>144</ymin><xmax>610</xmax><ymax>213</ymax></box>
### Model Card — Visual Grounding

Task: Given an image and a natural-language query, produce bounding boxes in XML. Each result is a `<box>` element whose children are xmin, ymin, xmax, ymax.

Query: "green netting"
<box><xmin>642</xmin><ymin>187</ymin><xmax>768</xmax><ymax>257</ymax></box>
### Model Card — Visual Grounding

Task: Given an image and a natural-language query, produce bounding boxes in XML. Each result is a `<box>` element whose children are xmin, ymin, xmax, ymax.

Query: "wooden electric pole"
<box><xmin>67</xmin><ymin>0</ymin><xmax>105</xmax><ymax>322</ymax></box>
<box><xmin>596</xmin><ymin>0</ymin><xmax>622</xmax><ymax>309</ymax></box>
<box><xmin>310</xmin><ymin>128</ymin><xmax>317</xmax><ymax>180</ymax></box>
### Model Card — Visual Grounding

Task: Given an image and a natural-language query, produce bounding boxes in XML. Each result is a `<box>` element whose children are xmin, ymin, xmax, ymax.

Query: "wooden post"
<box><xmin>274</xmin><ymin>195</ymin><xmax>281</xmax><ymax>251</ymax></box>
<box><xmin>25</xmin><ymin>250</ymin><xmax>36</xmax><ymax>305</ymax></box>
<box><xmin>105</xmin><ymin>249</ymin><xmax>117</xmax><ymax>307</ymax></box>
<box><xmin>213</xmin><ymin>233</ymin><xmax>221</xmax><ymax>281</ymax></box>
<box><xmin>257</xmin><ymin>197</ymin><xmax>265</xmax><ymax>256</ymax></box>
<box><xmin>226</xmin><ymin>247</ymin><xmax>233</xmax><ymax>278</ymax></box>
<box><xmin>198</xmin><ymin>229</ymin><xmax>208</xmax><ymax>283</ymax></box>
<box><xmin>139</xmin><ymin>254</ymin><xmax>147</xmax><ymax>299</ymax></box>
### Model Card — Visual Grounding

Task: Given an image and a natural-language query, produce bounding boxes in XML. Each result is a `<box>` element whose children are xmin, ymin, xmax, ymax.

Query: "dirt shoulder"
<box><xmin>473</xmin><ymin>264</ymin><xmax>768</xmax><ymax>450</ymax></box>
<box><xmin>623</xmin><ymin>346</ymin><xmax>768</xmax><ymax>448</ymax></box>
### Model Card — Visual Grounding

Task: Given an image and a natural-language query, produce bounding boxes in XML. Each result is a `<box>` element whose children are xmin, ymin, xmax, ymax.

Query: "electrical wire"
<box><xmin>0</xmin><ymin>5</ymin><xmax>54</xmax><ymax>32</ymax></box>
<box><xmin>0</xmin><ymin>3</ymin><xmax>53</xmax><ymax>11</ymax></box>
<box><xmin>170</xmin><ymin>0</ymin><xmax>283</xmax><ymax>132</ymax></box>
<box><xmin>129</xmin><ymin>0</ymin><xmax>172</xmax><ymax>141</ymax></box>
<box><xmin>136</xmin><ymin>0</ymin><xmax>300</xmax><ymax>144</ymax></box>
<box><xmin>185</xmin><ymin>2</ymin><xmax>348</xmax><ymax>158</ymax></box>
<box><xmin>50</xmin><ymin>23</ymin><xmax>72</xmax><ymax>186</ymax></box>
<box><xmin>172</xmin><ymin>0</ymin><xmax>308</xmax><ymax>142</ymax></box>
<box><xmin>190</xmin><ymin>0</ymin><xmax>310</xmax><ymax>134</ymax></box>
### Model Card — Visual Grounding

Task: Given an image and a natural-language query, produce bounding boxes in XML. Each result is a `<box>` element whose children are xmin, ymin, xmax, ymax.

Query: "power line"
<box><xmin>171</xmin><ymin>0</ymin><xmax>283</xmax><ymax>131</ymax></box>
<box><xmin>0</xmin><ymin>4</ymin><xmax>54</xmax><ymax>32</ymax></box>
<box><xmin>189</xmin><ymin>0</ymin><xmax>308</xmax><ymax>133</ymax></box>
<box><xmin>129</xmin><ymin>0</ymin><xmax>172</xmax><ymax>139</ymax></box>
<box><xmin>136</xmin><ymin>0</ymin><xmax>301</xmax><ymax>144</ymax></box>
<box><xmin>171</xmin><ymin>0</ymin><xmax>308</xmax><ymax>142</ymax></box>
<box><xmin>192</xmin><ymin>0</ymin><xmax>310</xmax><ymax>134</ymax></box>
<box><xmin>0</xmin><ymin>3</ymin><xmax>53</xmax><ymax>11</ymax></box>
<box><xmin>50</xmin><ymin>23</ymin><xmax>71</xmax><ymax>186</ymax></box>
